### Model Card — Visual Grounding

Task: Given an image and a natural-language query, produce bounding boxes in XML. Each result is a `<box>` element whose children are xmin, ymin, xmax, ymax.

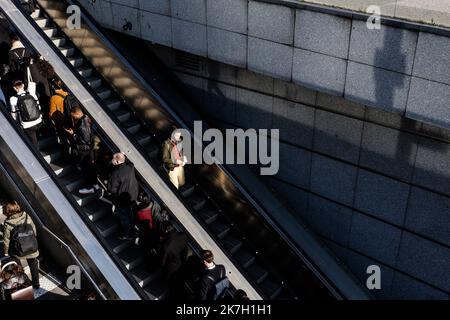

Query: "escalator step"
<box><xmin>38</xmin><ymin>135</ymin><xmax>56</xmax><ymax>150</ymax></box>
<box><xmin>105</xmin><ymin>232</ymin><xmax>132</xmax><ymax>254</ymax></box>
<box><xmin>222</xmin><ymin>234</ymin><xmax>242</xmax><ymax>253</ymax></box>
<box><xmin>40</xmin><ymin>144</ymin><xmax>62</xmax><ymax>164</ymax></box>
<box><xmin>77</xmin><ymin>66</ymin><xmax>93</xmax><ymax>78</ymax></box>
<box><xmin>142</xmin><ymin>141</ymin><xmax>159</xmax><ymax>159</ymax></box>
<box><xmin>134</xmin><ymin>130</ymin><xmax>152</xmax><ymax>146</ymax></box>
<box><xmin>234</xmin><ymin>248</ymin><xmax>256</xmax><ymax>268</ymax></box>
<box><xmin>68</xmin><ymin>56</ymin><xmax>84</xmax><ymax>68</ymax></box>
<box><xmin>83</xmin><ymin>198</ymin><xmax>111</xmax><ymax>222</ymax></box>
<box><xmin>42</xmin><ymin>27</ymin><xmax>57</xmax><ymax>37</ymax></box>
<box><xmin>119</xmin><ymin>247</ymin><xmax>145</xmax><ymax>271</ymax></box>
<box><xmin>59</xmin><ymin>45</ymin><xmax>75</xmax><ymax>58</ymax></box>
<box><xmin>114</xmin><ymin>108</ymin><xmax>131</xmax><ymax>122</ymax></box>
<box><xmin>59</xmin><ymin>170</ymin><xmax>85</xmax><ymax>192</ymax></box>
<box><xmin>31</xmin><ymin>9</ymin><xmax>41</xmax><ymax>19</ymax></box>
<box><xmin>197</xmin><ymin>208</ymin><xmax>218</xmax><ymax>224</ymax></box>
<box><xmin>131</xmin><ymin>265</ymin><xmax>160</xmax><ymax>288</ymax></box>
<box><xmin>85</xmin><ymin>76</ymin><xmax>102</xmax><ymax>89</ymax></box>
<box><xmin>260</xmin><ymin>277</ymin><xmax>283</xmax><ymax>300</ymax></box>
<box><xmin>208</xmin><ymin>220</ymin><xmax>230</xmax><ymax>239</ymax></box>
<box><xmin>123</xmin><ymin>119</ymin><xmax>141</xmax><ymax>134</ymax></box>
<box><xmin>143</xmin><ymin>276</ymin><xmax>169</xmax><ymax>300</ymax></box>
<box><xmin>95</xmin><ymin>86</ymin><xmax>112</xmax><ymax>100</ymax></box>
<box><xmin>73</xmin><ymin>191</ymin><xmax>98</xmax><ymax>207</ymax></box>
<box><xmin>94</xmin><ymin>215</ymin><xmax>120</xmax><ymax>238</ymax></box>
<box><xmin>34</xmin><ymin>17</ymin><xmax>48</xmax><ymax>28</ymax></box>
<box><xmin>51</xmin><ymin>36</ymin><xmax>66</xmax><ymax>47</ymax></box>
<box><xmin>180</xmin><ymin>183</ymin><xmax>194</xmax><ymax>198</ymax></box>
<box><xmin>49</xmin><ymin>161</ymin><xmax>75</xmax><ymax>178</ymax></box>
<box><xmin>186</xmin><ymin>194</ymin><xmax>206</xmax><ymax>211</ymax></box>
<box><xmin>246</xmin><ymin>263</ymin><xmax>269</xmax><ymax>284</ymax></box>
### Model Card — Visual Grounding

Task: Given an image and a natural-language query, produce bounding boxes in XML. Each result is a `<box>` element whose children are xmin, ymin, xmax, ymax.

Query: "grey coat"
<box><xmin>3</xmin><ymin>211</ymin><xmax>39</xmax><ymax>260</ymax></box>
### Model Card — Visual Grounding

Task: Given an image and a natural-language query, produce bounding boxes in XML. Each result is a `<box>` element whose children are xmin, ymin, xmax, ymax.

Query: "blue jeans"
<box><xmin>115</xmin><ymin>205</ymin><xmax>134</xmax><ymax>237</ymax></box>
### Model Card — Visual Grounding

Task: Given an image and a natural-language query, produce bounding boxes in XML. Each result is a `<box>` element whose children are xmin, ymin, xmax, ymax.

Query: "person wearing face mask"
<box><xmin>162</xmin><ymin>128</ymin><xmax>187</xmax><ymax>189</ymax></box>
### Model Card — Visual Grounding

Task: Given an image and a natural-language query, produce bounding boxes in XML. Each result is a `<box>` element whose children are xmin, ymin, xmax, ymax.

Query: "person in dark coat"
<box><xmin>160</xmin><ymin>221</ymin><xmax>189</xmax><ymax>280</ymax></box>
<box><xmin>8</xmin><ymin>35</ymin><xmax>31</xmax><ymax>86</ymax></box>
<box><xmin>107</xmin><ymin>152</ymin><xmax>139</xmax><ymax>240</ymax></box>
<box><xmin>196</xmin><ymin>250</ymin><xmax>226</xmax><ymax>300</ymax></box>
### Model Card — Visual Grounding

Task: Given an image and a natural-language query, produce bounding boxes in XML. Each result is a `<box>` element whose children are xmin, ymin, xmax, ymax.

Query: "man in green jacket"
<box><xmin>162</xmin><ymin>129</ymin><xmax>186</xmax><ymax>189</ymax></box>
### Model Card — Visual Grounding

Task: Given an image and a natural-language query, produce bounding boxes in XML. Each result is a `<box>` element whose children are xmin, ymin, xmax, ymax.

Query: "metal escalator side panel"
<box><xmin>2</xmin><ymin>0</ymin><xmax>262</xmax><ymax>300</ymax></box>
<box><xmin>0</xmin><ymin>103</ymin><xmax>140</xmax><ymax>300</ymax></box>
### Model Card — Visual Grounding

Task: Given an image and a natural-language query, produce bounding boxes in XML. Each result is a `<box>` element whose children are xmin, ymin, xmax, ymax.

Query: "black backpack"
<box><xmin>17</xmin><ymin>92</ymin><xmax>41</xmax><ymax>122</ymax></box>
<box><xmin>12</xmin><ymin>50</ymin><xmax>29</xmax><ymax>71</ymax></box>
<box><xmin>6</xmin><ymin>213</ymin><xmax>38</xmax><ymax>257</ymax></box>
<box><xmin>208</xmin><ymin>266</ymin><xmax>229</xmax><ymax>300</ymax></box>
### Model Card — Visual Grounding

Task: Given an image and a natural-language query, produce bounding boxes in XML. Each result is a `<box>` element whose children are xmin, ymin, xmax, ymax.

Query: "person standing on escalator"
<box><xmin>162</xmin><ymin>129</ymin><xmax>187</xmax><ymax>190</ymax></box>
<box><xmin>107</xmin><ymin>152</ymin><xmax>139</xmax><ymax>241</ymax></box>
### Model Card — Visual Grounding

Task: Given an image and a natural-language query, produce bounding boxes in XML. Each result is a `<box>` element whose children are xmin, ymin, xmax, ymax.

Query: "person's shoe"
<box><xmin>79</xmin><ymin>187</ymin><xmax>95</xmax><ymax>194</ymax></box>
<box><xmin>33</xmin><ymin>287</ymin><xmax>47</xmax><ymax>299</ymax></box>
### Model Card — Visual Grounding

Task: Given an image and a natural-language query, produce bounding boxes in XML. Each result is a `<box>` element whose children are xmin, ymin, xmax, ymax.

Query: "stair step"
<box><xmin>180</xmin><ymin>183</ymin><xmax>195</xmax><ymax>198</ymax></box>
<box><xmin>73</xmin><ymin>191</ymin><xmax>98</xmax><ymax>207</ymax></box>
<box><xmin>222</xmin><ymin>235</ymin><xmax>242</xmax><ymax>254</ymax></box>
<box><xmin>77</xmin><ymin>66</ymin><xmax>93</xmax><ymax>78</ymax></box>
<box><xmin>119</xmin><ymin>247</ymin><xmax>145</xmax><ymax>271</ymax></box>
<box><xmin>186</xmin><ymin>194</ymin><xmax>206</xmax><ymax>211</ymax></box>
<box><xmin>123</xmin><ymin>119</ymin><xmax>141</xmax><ymax>135</ymax></box>
<box><xmin>34</xmin><ymin>17</ymin><xmax>49</xmax><ymax>28</ymax></box>
<box><xmin>95</xmin><ymin>86</ymin><xmax>111</xmax><ymax>99</ymax></box>
<box><xmin>51</xmin><ymin>36</ymin><xmax>66</xmax><ymax>47</ymax></box>
<box><xmin>134</xmin><ymin>131</ymin><xmax>152</xmax><ymax>146</ymax></box>
<box><xmin>234</xmin><ymin>248</ymin><xmax>256</xmax><ymax>269</ymax></box>
<box><xmin>246</xmin><ymin>263</ymin><xmax>269</xmax><ymax>284</ymax></box>
<box><xmin>260</xmin><ymin>277</ymin><xmax>283</xmax><ymax>300</ymax></box>
<box><xmin>40</xmin><ymin>145</ymin><xmax>62</xmax><ymax>164</ymax></box>
<box><xmin>83</xmin><ymin>199</ymin><xmax>111</xmax><ymax>222</ymax></box>
<box><xmin>42</xmin><ymin>27</ymin><xmax>57</xmax><ymax>37</ymax></box>
<box><xmin>132</xmin><ymin>265</ymin><xmax>160</xmax><ymax>288</ymax></box>
<box><xmin>142</xmin><ymin>141</ymin><xmax>159</xmax><ymax>159</ymax></box>
<box><xmin>105</xmin><ymin>232</ymin><xmax>132</xmax><ymax>254</ymax></box>
<box><xmin>31</xmin><ymin>9</ymin><xmax>41</xmax><ymax>19</ymax></box>
<box><xmin>95</xmin><ymin>215</ymin><xmax>120</xmax><ymax>238</ymax></box>
<box><xmin>49</xmin><ymin>161</ymin><xmax>75</xmax><ymax>178</ymax></box>
<box><xmin>209</xmin><ymin>220</ymin><xmax>230</xmax><ymax>239</ymax></box>
<box><xmin>104</xmin><ymin>97</ymin><xmax>121</xmax><ymax>111</ymax></box>
<box><xmin>38</xmin><ymin>135</ymin><xmax>55</xmax><ymax>149</ymax></box>
<box><xmin>197</xmin><ymin>207</ymin><xmax>218</xmax><ymax>224</ymax></box>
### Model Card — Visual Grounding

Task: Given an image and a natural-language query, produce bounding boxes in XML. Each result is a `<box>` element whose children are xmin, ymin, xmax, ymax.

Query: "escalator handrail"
<box><xmin>0</xmin><ymin>158</ymin><xmax>106</xmax><ymax>300</ymax></box>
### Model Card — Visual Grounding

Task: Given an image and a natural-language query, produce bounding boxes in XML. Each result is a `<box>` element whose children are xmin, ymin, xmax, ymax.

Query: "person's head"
<box><xmin>201</xmin><ymin>250</ymin><xmax>215</xmax><ymax>268</ymax></box>
<box><xmin>0</xmin><ymin>260</ymin><xmax>24</xmax><ymax>281</ymax></box>
<box><xmin>138</xmin><ymin>192</ymin><xmax>150</xmax><ymax>207</ymax></box>
<box><xmin>51</xmin><ymin>78</ymin><xmax>64</xmax><ymax>91</ymax></box>
<box><xmin>2</xmin><ymin>200</ymin><xmax>22</xmax><ymax>218</ymax></box>
<box><xmin>11</xmin><ymin>34</ymin><xmax>20</xmax><ymax>45</ymax></box>
<box><xmin>70</xmin><ymin>105</ymin><xmax>84</xmax><ymax>120</ymax></box>
<box><xmin>234</xmin><ymin>289</ymin><xmax>250</xmax><ymax>301</ymax></box>
<box><xmin>171</xmin><ymin>128</ymin><xmax>182</xmax><ymax>142</ymax></box>
<box><xmin>111</xmin><ymin>152</ymin><xmax>126</xmax><ymax>166</ymax></box>
<box><xmin>12</xmin><ymin>80</ymin><xmax>24</xmax><ymax>93</ymax></box>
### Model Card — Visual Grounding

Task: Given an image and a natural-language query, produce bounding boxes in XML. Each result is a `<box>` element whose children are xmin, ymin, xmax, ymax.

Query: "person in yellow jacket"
<box><xmin>49</xmin><ymin>79</ymin><xmax>69</xmax><ymax>154</ymax></box>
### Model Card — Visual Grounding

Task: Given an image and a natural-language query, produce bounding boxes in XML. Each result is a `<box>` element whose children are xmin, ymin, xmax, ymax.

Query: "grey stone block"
<box><xmin>349</xmin><ymin>20</ymin><xmax>417</xmax><ymax>74</ymax></box>
<box><xmin>308</xmin><ymin>195</ymin><xmax>353</xmax><ymax>246</ymax></box>
<box><xmin>359</xmin><ymin>123</ymin><xmax>418</xmax><ymax>181</ymax></box>
<box><xmin>236</xmin><ymin>69</ymin><xmax>274</xmax><ymax>94</ymax></box>
<box><xmin>365</xmin><ymin>107</ymin><xmax>422</xmax><ymax>132</ymax></box>
<box><xmin>405</xmin><ymin>187</ymin><xmax>450</xmax><ymax>246</ymax></box>
<box><xmin>140</xmin><ymin>12</ymin><xmax>172</xmax><ymax>47</ymax></box>
<box><xmin>311</xmin><ymin>154</ymin><xmax>357</xmax><ymax>206</ymax></box>
<box><xmin>139</xmin><ymin>0</ymin><xmax>171</xmax><ymax>15</ymax></box>
<box><xmin>316</xmin><ymin>92</ymin><xmax>365</xmax><ymax>118</ymax></box>
<box><xmin>313</xmin><ymin>110</ymin><xmax>363</xmax><ymax>164</ymax></box>
<box><xmin>267</xmin><ymin>178</ymin><xmax>310</xmax><ymax>223</ymax></box>
<box><xmin>293</xmin><ymin>49</ymin><xmax>347</xmax><ymax>96</ymax></box>
<box><xmin>171</xmin><ymin>0</ymin><xmax>206</xmax><ymax>24</ymax></box>
<box><xmin>355</xmin><ymin>169</ymin><xmax>410</xmax><ymax>226</ymax></box>
<box><xmin>272</xmin><ymin>98</ymin><xmax>314</xmax><ymax>148</ymax></box>
<box><xmin>295</xmin><ymin>10</ymin><xmax>351</xmax><ymax>59</ymax></box>
<box><xmin>397</xmin><ymin>232</ymin><xmax>450</xmax><ymax>292</ymax></box>
<box><xmin>413</xmin><ymin>137</ymin><xmax>450</xmax><ymax>196</ymax></box>
<box><xmin>204</xmin><ymin>81</ymin><xmax>236</xmax><ymax>124</ymax></box>
<box><xmin>207</xmin><ymin>27</ymin><xmax>247</xmax><ymax>68</ymax></box>
<box><xmin>111</xmin><ymin>3</ymin><xmax>141</xmax><ymax>37</ymax></box>
<box><xmin>406</xmin><ymin>77</ymin><xmax>450</xmax><ymax>131</ymax></box>
<box><xmin>110</xmin><ymin>0</ymin><xmax>138</xmax><ymax>7</ymax></box>
<box><xmin>390</xmin><ymin>272</ymin><xmax>449</xmax><ymax>300</ymax></box>
<box><xmin>206</xmin><ymin>0</ymin><xmax>248</xmax><ymax>34</ymax></box>
<box><xmin>248</xmin><ymin>37</ymin><xmax>293</xmax><ymax>81</ymax></box>
<box><xmin>276</xmin><ymin>143</ymin><xmax>312</xmax><ymax>189</ymax></box>
<box><xmin>413</xmin><ymin>32</ymin><xmax>450</xmax><ymax>85</ymax></box>
<box><xmin>273</xmin><ymin>79</ymin><xmax>317</xmax><ymax>105</ymax></box>
<box><xmin>205</xmin><ymin>61</ymin><xmax>237</xmax><ymax>85</ymax></box>
<box><xmin>345</xmin><ymin>61</ymin><xmax>410</xmax><ymax>114</ymax></box>
<box><xmin>349</xmin><ymin>213</ymin><xmax>402</xmax><ymax>266</ymax></box>
<box><xmin>235</xmin><ymin>88</ymin><xmax>273</xmax><ymax>129</ymax></box>
<box><xmin>172</xmin><ymin>19</ymin><xmax>207</xmax><ymax>57</ymax></box>
<box><xmin>92</xmin><ymin>0</ymin><xmax>113</xmax><ymax>27</ymax></box>
<box><xmin>248</xmin><ymin>1</ymin><xmax>294</xmax><ymax>45</ymax></box>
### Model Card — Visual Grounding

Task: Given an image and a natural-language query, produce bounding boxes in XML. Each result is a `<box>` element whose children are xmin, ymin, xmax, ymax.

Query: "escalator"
<box><xmin>1</xmin><ymin>0</ymin><xmax>372</xmax><ymax>299</ymax></box>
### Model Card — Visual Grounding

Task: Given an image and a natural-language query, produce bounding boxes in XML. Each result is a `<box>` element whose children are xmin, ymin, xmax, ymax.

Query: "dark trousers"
<box><xmin>76</xmin><ymin>149</ymin><xmax>97</xmax><ymax>186</ymax></box>
<box><xmin>12</xmin><ymin>257</ymin><xmax>40</xmax><ymax>288</ymax></box>
<box><xmin>115</xmin><ymin>204</ymin><xmax>135</xmax><ymax>237</ymax></box>
<box><xmin>23</xmin><ymin>123</ymin><xmax>41</xmax><ymax>150</ymax></box>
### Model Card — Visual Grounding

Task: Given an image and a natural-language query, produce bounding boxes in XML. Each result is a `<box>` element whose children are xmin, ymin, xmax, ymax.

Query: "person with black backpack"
<box><xmin>9</xmin><ymin>80</ymin><xmax>42</xmax><ymax>148</ymax></box>
<box><xmin>2</xmin><ymin>201</ymin><xmax>40</xmax><ymax>291</ymax></box>
<box><xmin>8</xmin><ymin>35</ymin><xmax>30</xmax><ymax>85</ymax></box>
<box><xmin>196</xmin><ymin>250</ymin><xmax>229</xmax><ymax>300</ymax></box>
